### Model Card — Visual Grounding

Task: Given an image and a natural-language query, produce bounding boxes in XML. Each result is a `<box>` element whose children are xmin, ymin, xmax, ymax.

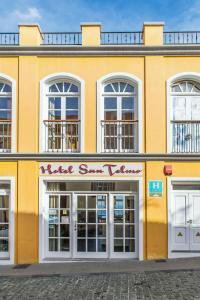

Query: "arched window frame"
<box><xmin>97</xmin><ymin>72</ymin><xmax>142</xmax><ymax>153</ymax></box>
<box><xmin>167</xmin><ymin>72</ymin><xmax>200</xmax><ymax>153</ymax></box>
<box><xmin>40</xmin><ymin>73</ymin><xmax>85</xmax><ymax>153</ymax></box>
<box><xmin>0</xmin><ymin>73</ymin><xmax>16</xmax><ymax>153</ymax></box>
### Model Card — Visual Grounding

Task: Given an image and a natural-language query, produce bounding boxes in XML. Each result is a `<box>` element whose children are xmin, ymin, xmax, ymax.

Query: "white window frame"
<box><xmin>97</xmin><ymin>73</ymin><xmax>142</xmax><ymax>153</ymax></box>
<box><xmin>40</xmin><ymin>73</ymin><xmax>85</xmax><ymax>153</ymax></box>
<box><xmin>0</xmin><ymin>177</ymin><xmax>15</xmax><ymax>265</ymax></box>
<box><xmin>167</xmin><ymin>72</ymin><xmax>200</xmax><ymax>153</ymax></box>
<box><xmin>0</xmin><ymin>74</ymin><xmax>16</xmax><ymax>153</ymax></box>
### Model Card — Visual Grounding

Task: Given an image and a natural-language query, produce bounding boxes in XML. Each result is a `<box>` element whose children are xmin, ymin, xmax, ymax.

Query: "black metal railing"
<box><xmin>44</xmin><ymin>120</ymin><xmax>80</xmax><ymax>152</ymax></box>
<box><xmin>42</xmin><ymin>32</ymin><xmax>82</xmax><ymax>45</ymax></box>
<box><xmin>172</xmin><ymin>121</ymin><xmax>200</xmax><ymax>153</ymax></box>
<box><xmin>101</xmin><ymin>32</ymin><xmax>143</xmax><ymax>45</ymax></box>
<box><xmin>164</xmin><ymin>32</ymin><xmax>200</xmax><ymax>44</ymax></box>
<box><xmin>0</xmin><ymin>33</ymin><xmax>19</xmax><ymax>45</ymax></box>
<box><xmin>0</xmin><ymin>120</ymin><xmax>11</xmax><ymax>152</ymax></box>
<box><xmin>101</xmin><ymin>120</ymin><xmax>138</xmax><ymax>153</ymax></box>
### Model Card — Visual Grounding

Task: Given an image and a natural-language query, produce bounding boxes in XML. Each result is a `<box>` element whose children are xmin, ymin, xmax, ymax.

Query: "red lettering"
<box><xmin>79</xmin><ymin>164</ymin><xmax>88</xmax><ymax>175</ymax></box>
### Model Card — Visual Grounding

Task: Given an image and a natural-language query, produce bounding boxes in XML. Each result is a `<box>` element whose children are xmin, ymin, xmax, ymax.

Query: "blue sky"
<box><xmin>0</xmin><ymin>0</ymin><xmax>200</xmax><ymax>32</ymax></box>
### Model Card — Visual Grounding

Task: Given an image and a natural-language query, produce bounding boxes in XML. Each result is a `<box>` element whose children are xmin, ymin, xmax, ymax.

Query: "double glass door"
<box><xmin>45</xmin><ymin>193</ymin><xmax>137</xmax><ymax>259</ymax></box>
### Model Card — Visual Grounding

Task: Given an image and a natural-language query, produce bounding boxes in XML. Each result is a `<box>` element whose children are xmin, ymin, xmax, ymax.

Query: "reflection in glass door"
<box><xmin>111</xmin><ymin>194</ymin><xmax>137</xmax><ymax>258</ymax></box>
<box><xmin>0</xmin><ymin>192</ymin><xmax>9</xmax><ymax>259</ymax></box>
<box><xmin>47</xmin><ymin>194</ymin><xmax>71</xmax><ymax>257</ymax></box>
<box><xmin>75</xmin><ymin>194</ymin><xmax>108</xmax><ymax>258</ymax></box>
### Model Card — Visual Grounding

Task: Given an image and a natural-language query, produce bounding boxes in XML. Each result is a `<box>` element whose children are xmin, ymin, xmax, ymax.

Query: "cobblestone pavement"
<box><xmin>0</xmin><ymin>270</ymin><xmax>200</xmax><ymax>300</ymax></box>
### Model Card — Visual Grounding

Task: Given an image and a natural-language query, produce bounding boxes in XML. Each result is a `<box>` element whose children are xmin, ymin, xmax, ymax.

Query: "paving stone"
<box><xmin>0</xmin><ymin>270</ymin><xmax>200</xmax><ymax>299</ymax></box>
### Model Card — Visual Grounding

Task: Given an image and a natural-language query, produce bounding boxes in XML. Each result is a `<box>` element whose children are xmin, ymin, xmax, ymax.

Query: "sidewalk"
<box><xmin>1</xmin><ymin>257</ymin><xmax>200</xmax><ymax>277</ymax></box>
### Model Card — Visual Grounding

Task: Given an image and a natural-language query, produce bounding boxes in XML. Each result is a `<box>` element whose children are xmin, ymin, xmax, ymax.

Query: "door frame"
<box><xmin>168</xmin><ymin>177</ymin><xmax>200</xmax><ymax>258</ymax></box>
<box><xmin>39</xmin><ymin>176</ymin><xmax>143</xmax><ymax>262</ymax></box>
<box><xmin>0</xmin><ymin>177</ymin><xmax>15</xmax><ymax>265</ymax></box>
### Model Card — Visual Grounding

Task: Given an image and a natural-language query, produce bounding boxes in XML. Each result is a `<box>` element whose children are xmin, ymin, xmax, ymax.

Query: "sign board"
<box><xmin>39</xmin><ymin>163</ymin><xmax>142</xmax><ymax>177</ymax></box>
<box><xmin>148</xmin><ymin>180</ymin><xmax>163</xmax><ymax>197</ymax></box>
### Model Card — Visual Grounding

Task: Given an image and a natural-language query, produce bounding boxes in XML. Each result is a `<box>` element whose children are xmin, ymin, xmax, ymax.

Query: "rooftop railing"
<box><xmin>164</xmin><ymin>32</ymin><xmax>200</xmax><ymax>44</ymax></box>
<box><xmin>42</xmin><ymin>32</ymin><xmax>82</xmax><ymax>45</ymax></box>
<box><xmin>101</xmin><ymin>32</ymin><xmax>143</xmax><ymax>45</ymax></box>
<box><xmin>0</xmin><ymin>33</ymin><xmax>19</xmax><ymax>45</ymax></box>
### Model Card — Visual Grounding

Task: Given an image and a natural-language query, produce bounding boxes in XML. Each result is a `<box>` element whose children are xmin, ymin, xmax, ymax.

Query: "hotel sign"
<box><xmin>40</xmin><ymin>163</ymin><xmax>142</xmax><ymax>177</ymax></box>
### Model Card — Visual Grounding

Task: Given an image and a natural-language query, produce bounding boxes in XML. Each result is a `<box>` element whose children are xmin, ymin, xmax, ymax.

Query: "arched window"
<box><xmin>0</xmin><ymin>82</ymin><xmax>12</xmax><ymax>152</ymax></box>
<box><xmin>170</xmin><ymin>80</ymin><xmax>200</xmax><ymax>152</ymax></box>
<box><xmin>101</xmin><ymin>79</ymin><xmax>138</xmax><ymax>152</ymax></box>
<box><xmin>44</xmin><ymin>79</ymin><xmax>81</xmax><ymax>152</ymax></box>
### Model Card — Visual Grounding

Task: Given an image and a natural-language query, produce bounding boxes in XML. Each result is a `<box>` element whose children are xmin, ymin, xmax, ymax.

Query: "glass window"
<box><xmin>46</xmin><ymin>80</ymin><xmax>80</xmax><ymax>152</ymax></box>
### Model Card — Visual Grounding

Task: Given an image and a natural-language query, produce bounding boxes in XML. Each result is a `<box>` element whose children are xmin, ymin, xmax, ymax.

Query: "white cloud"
<box><xmin>12</xmin><ymin>7</ymin><xmax>41</xmax><ymax>21</ymax></box>
<box><xmin>171</xmin><ymin>0</ymin><xmax>200</xmax><ymax>30</ymax></box>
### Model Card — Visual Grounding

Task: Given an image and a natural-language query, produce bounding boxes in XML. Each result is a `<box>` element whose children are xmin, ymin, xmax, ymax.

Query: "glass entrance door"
<box><xmin>110</xmin><ymin>194</ymin><xmax>137</xmax><ymax>258</ymax></box>
<box><xmin>46</xmin><ymin>194</ymin><xmax>72</xmax><ymax>258</ymax></box>
<box><xmin>74</xmin><ymin>194</ymin><xmax>108</xmax><ymax>258</ymax></box>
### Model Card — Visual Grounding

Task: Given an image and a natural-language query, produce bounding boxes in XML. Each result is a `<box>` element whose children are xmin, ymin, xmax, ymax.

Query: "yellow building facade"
<box><xmin>0</xmin><ymin>22</ymin><xmax>200</xmax><ymax>264</ymax></box>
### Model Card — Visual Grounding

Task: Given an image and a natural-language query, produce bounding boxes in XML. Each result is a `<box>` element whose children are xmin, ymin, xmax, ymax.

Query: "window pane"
<box><xmin>78</xmin><ymin>196</ymin><xmax>86</xmax><ymax>209</ymax></box>
<box><xmin>104</xmin><ymin>84</ymin><xmax>114</xmax><ymax>92</ymax></box>
<box><xmin>69</xmin><ymin>84</ymin><xmax>78</xmax><ymax>93</ymax></box>
<box><xmin>104</xmin><ymin>111</ymin><xmax>117</xmax><ymax>120</ymax></box>
<box><xmin>48</xmin><ymin>97</ymin><xmax>61</xmax><ymax>109</ymax></box>
<box><xmin>60</xmin><ymin>239</ymin><xmax>70</xmax><ymax>251</ymax></box>
<box><xmin>60</xmin><ymin>224</ymin><xmax>69</xmax><ymax>237</ymax></box>
<box><xmin>49</xmin><ymin>84</ymin><xmax>58</xmax><ymax>93</ymax></box>
<box><xmin>88</xmin><ymin>225</ymin><xmax>96</xmax><ymax>237</ymax></box>
<box><xmin>3</xmin><ymin>84</ymin><xmax>11</xmax><ymax>93</ymax></box>
<box><xmin>66</xmin><ymin>97</ymin><xmax>78</xmax><ymax>109</ymax></box>
<box><xmin>122</xmin><ymin>111</ymin><xmax>134</xmax><ymax>120</ymax></box>
<box><xmin>49</xmin><ymin>239</ymin><xmax>58</xmax><ymax>251</ymax></box>
<box><xmin>60</xmin><ymin>196</ymin><xmax>69</xmax><ymax>208</ymax></box>
<box><xmin>77</xmin><ymin>211</ymin><xmax>86</xmax><ymax>223</ymax></box>
<box><xmin>125</xmin><ymin>239</ymin><xmax>135</xmax><ymax>252</ymax></box>
<box><xmin>122</xmin><ymin>97</ymin><xmax>134</xmax><ymax>109</ymax></box>
<box><xmin>49</xmin><ymin>210</ymin><xmax>59</xmax><ymax>224</ymax></box>
<box><xmin>60</xmin><ymin>210</ymin><xmax>70</xmax><ymax>223</ymax></box>
<box><xmin>88</xmin><ymin>196</ymin><xmax>96</xmax><ymax>209</ymax></box>
<box><xmin>77</xmin><ymin>239</ymin><xmax>86</xmax><ymax>251</ymax></box>
<box><xmin>49</xmin><ymin>224</ymin><xmax>58</xmax><ymax>237</ymax></box>
<box><xmin>97</xmin><ymin>210</ymin><xmax>106</xmax><ymax>223</ymax></box>
<box><xmin>98</xmin><ymin>239</ymin><xmax>106</xmax><ymax>252</ymax></box>
<box><xmin>173</xmin><ymin>97</ymin><xmax>186</xmax><ymax>120</ymax></box>
<box><xmin>125</xmin><ymin>225</ymin><xmax>135</xmax><ymax>238</ymax></box>
<box><xmin>114</xmin><ymin>210</ymin><xmax>123</xmax><ymax>223</ymax></box>
<box><xmin>0</xmin><ymin>211</ymin><xmax>8</xmax><ymax>223</ymax></box>
<box><xmin>125</xmin><ymin>84</ymin><xmax>134</xmax><ymax>93</ymax></box>
<box><xmin>77</xmin><ymin>225</ymin><xmax>86</xmax><ymax>237</ymax></box>
<box><xmin>114</xmin><ymin>239</ymin><xmax>123</xmax><ymax>252</ymax></box>
<box><xmin>88</xmin><ymin>211</ymin><xmax>96</xmax><ymax>223</ymax></box>
<box><xmin>88</xmin><ymin>239</ymin><xmax>96</xmax><ymax>252</ymax></box>
<box><xmin>0</xmin><ymin>111</ymin><xmax>11</xmax><ymax>120</ymax></box>
<box><xmin>114</xmin><ymin>196</ymin><xmax>124</xmax><ymax>209</ymax></box>
<box><xmin>0</xmin><ymin>97</ymin><xmax>11</xmax><ymax>109</ymax></box>
<box><xmin>0</xmin><ymin>225</ymin><xmax>8</xmax><ymax>237</ymax></box>
<box><xmin>0</xmin><ymin>240</ymin><xmax>8</xmax><ymax>252</ymax></box>
<box><xmin>48</xmin><ymin>111</ymin><xmax>61</xmax><ymax>120</ymax></box>
<box><xmin>104</xmin><ymin>97</ymin><xmax>117</xmax><ymax>109</ymax></box>
<box><xmin>114</xmin><ymin>225</ymin><xmax>123</xmax><ymax>237</ymax></box>
<box><xmin>0</xmin><ymin>196</ymin><xmax>9</xmax><ymax>209</ymax></box>
<box><xmin>66</xmin><ymin>110</ymin><xmax>78</xmax><ymax>120</ymax></box>
<box><xmin>98</xmin><ymin>225</ymin><xmax>106</xmax><ymax>237</ymax></box>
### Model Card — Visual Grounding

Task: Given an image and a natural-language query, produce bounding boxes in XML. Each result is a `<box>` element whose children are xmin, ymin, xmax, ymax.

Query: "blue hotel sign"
<box><xmin>148</xmin><ymin>180</ymin><xmax>163</xmax><ymax>197</ymax></box>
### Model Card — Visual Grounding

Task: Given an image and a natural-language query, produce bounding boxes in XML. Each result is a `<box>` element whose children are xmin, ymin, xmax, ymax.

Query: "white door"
<box><xmin>189</xmin><ymin>193</ymin><xmax>200</xmax><ymax>251</ymax></box>
<box><xmin>110</xmin><ymin>193</ymin><xmax>137</xmax><ymax>258</ymax></box>
<box><xmin>74</xmin><ymin>194</ymin><xmax>108</xmax><ymax>258</ymax></box>
<box><xmin>171</xmin><ymin>192</ymin><xmax>200</xmax><ymax>251</ymax></box>
<box><xmin>0</xmin><ymin>189</ymin><xmax>10</xmax><ymax>259</ymax></box>
<box><xmin>45</xmin><ymin>193</ymin><xmax>72</xmax><ymax>258</ymax></box>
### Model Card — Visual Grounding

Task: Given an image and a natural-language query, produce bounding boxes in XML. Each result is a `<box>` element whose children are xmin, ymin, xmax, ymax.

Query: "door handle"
<box><xmin>187</xmin><ymin>220</ymin><xmax>192</xmax><ymax>224</ymax></box>
<box><xmin>74</xmin><ymin>221</ymin><xmax>77</xmax><ymax>231</ymax></box>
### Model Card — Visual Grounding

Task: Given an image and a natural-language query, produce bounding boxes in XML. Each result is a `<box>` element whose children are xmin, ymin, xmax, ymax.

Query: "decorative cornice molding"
<box><xmin>1</xmin><ymin>45</ymin><xmax>200</xmax><ymax>56</ymax></box>
<box><xmin>1</xmin><ymin>153</ymin><xmax>200</xmax><ymax>161</ymax></box>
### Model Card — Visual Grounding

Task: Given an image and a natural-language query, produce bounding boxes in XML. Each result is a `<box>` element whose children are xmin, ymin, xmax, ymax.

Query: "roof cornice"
<box><xmin>1</xmin><ymin>45</ymin><xmax>200</xmax><ymax>56</ymax></box>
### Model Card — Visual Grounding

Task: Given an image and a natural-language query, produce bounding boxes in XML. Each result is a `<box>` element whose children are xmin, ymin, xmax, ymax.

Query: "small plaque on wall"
<box><xmin>148</xmin><ymin>180</ymin><xmax>163</xmax><ymax>197</ymax></box>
